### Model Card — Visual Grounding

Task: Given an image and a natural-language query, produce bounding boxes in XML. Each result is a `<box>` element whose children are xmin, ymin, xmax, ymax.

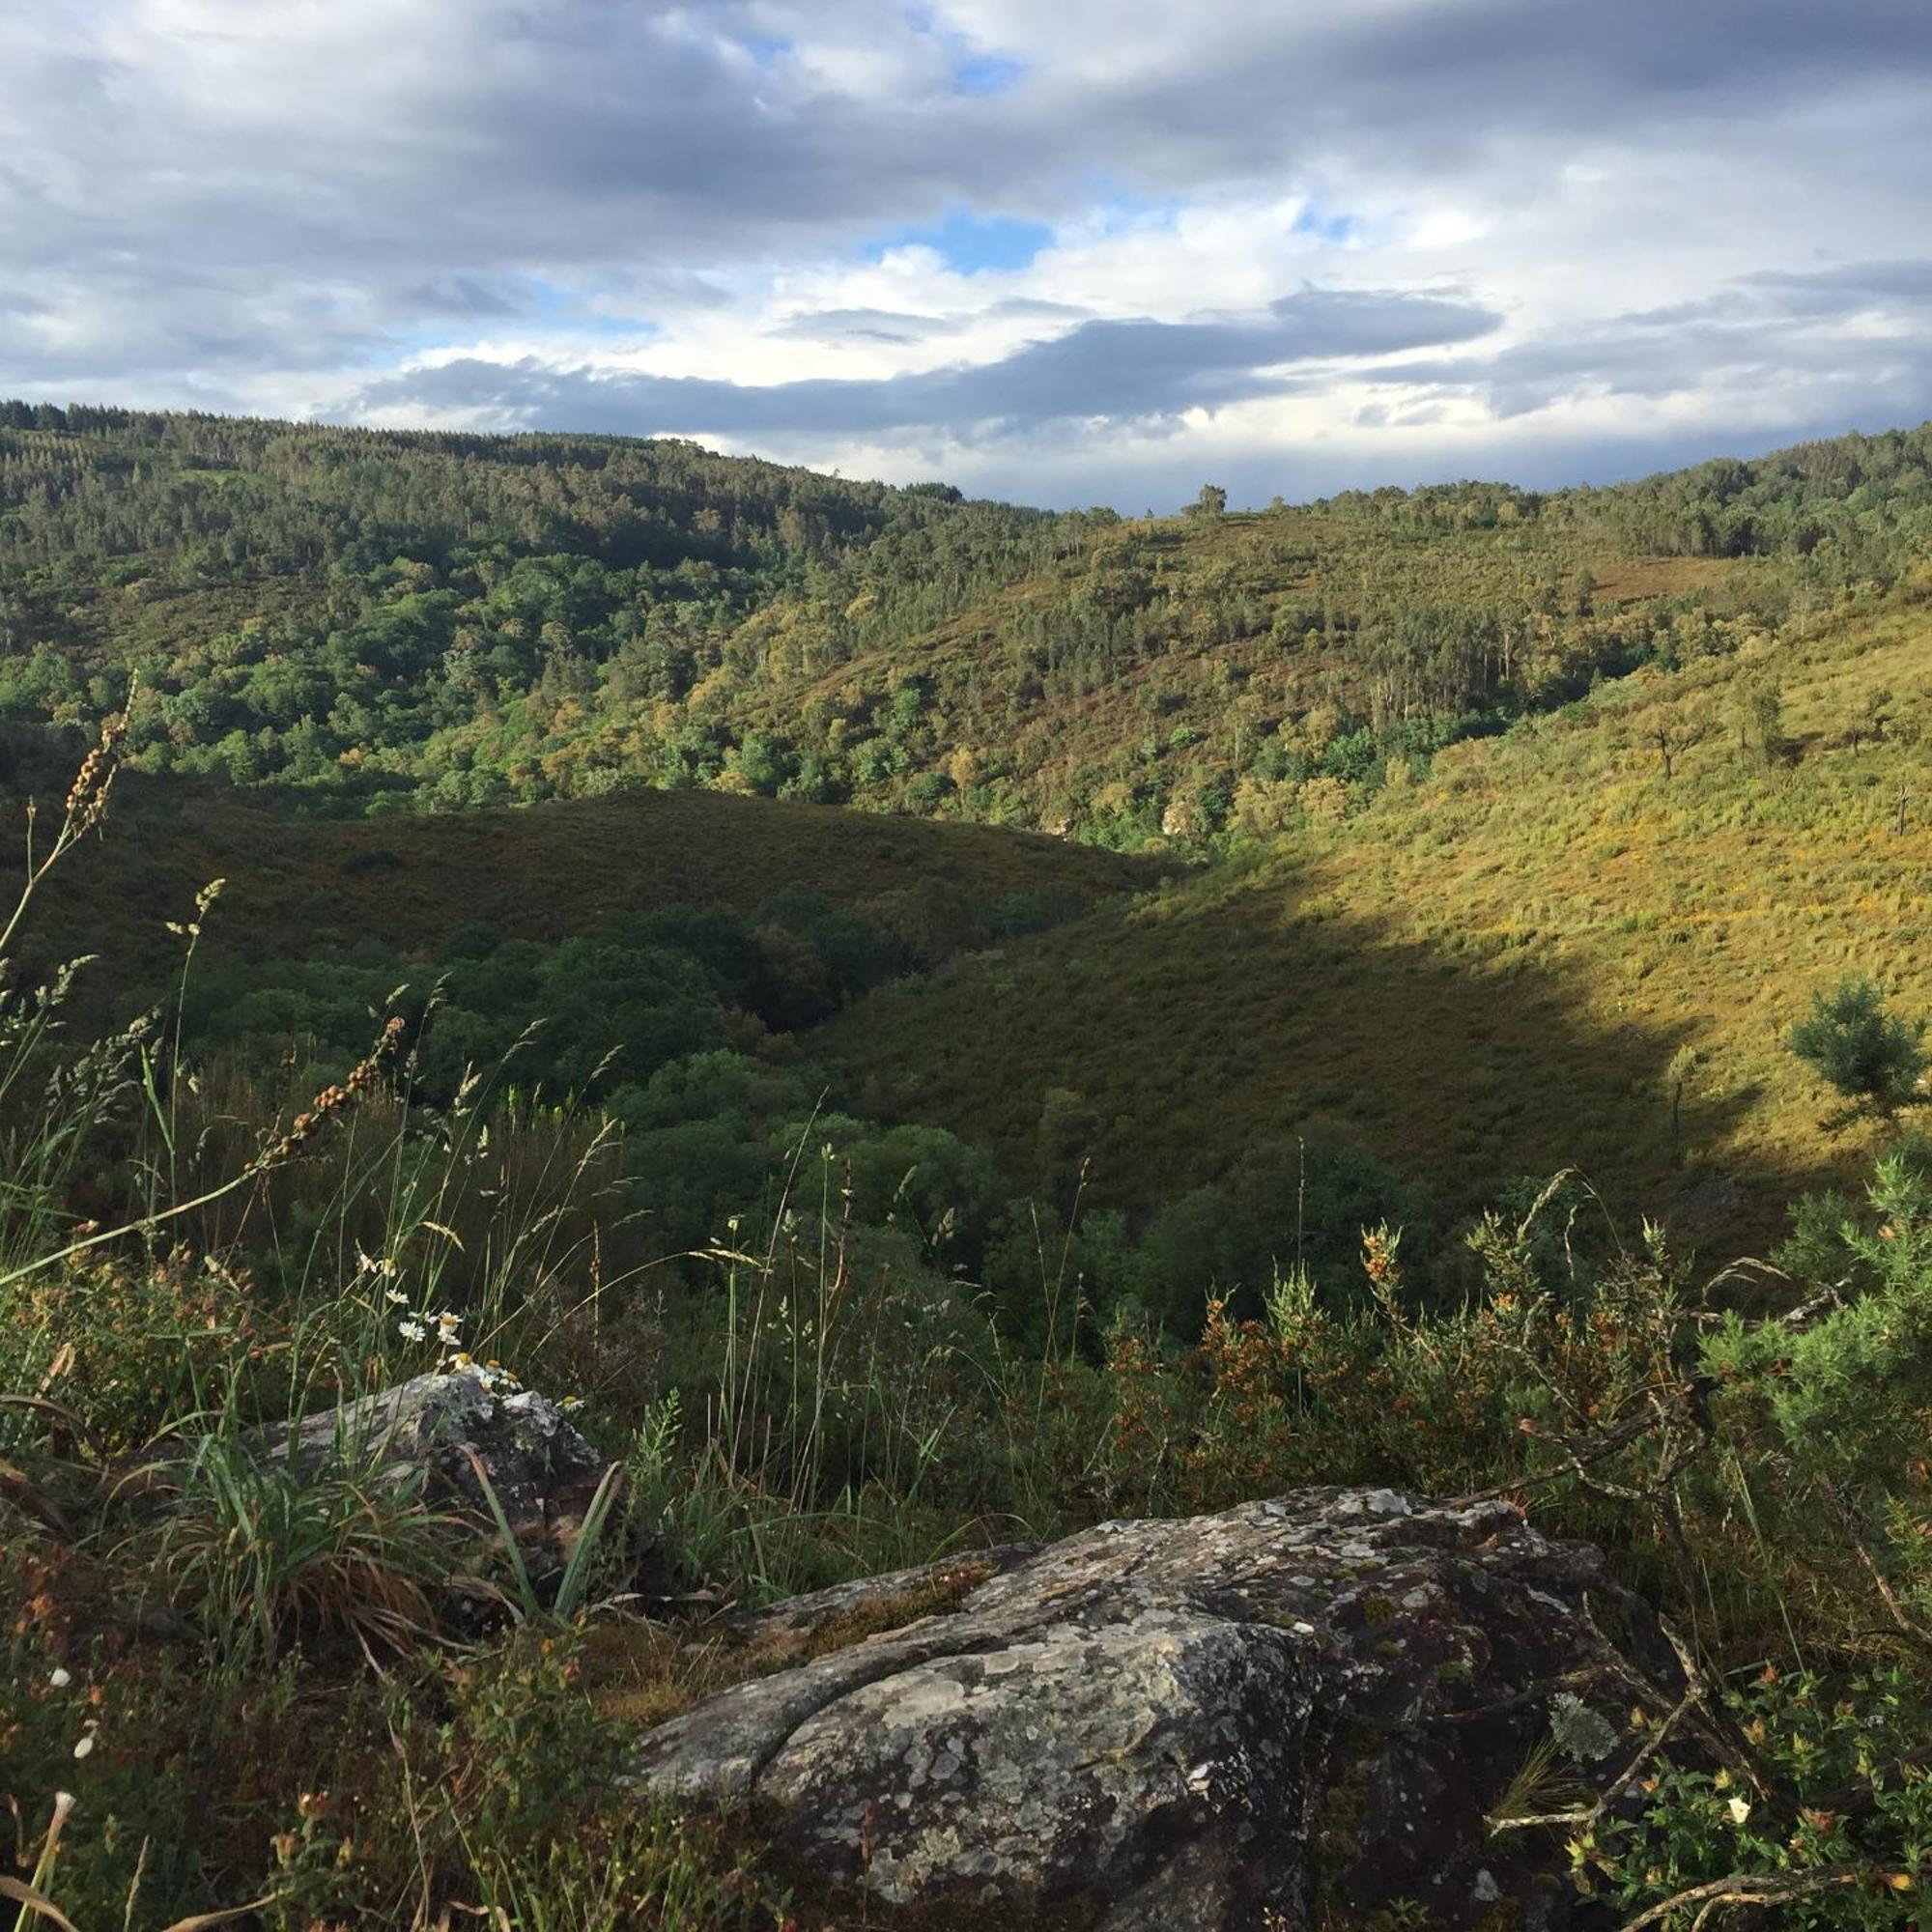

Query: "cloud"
<box><xmin>2</xmin><ymin>2</ymin><xmax>1931</xmax><ymax>501</ymax></box>
<box><xmin>1738</xmin><ymin>259</ymin><xmax>1932</xmax><ymax>311</ymax></box>
<box><xmin>769</xmin><ymin>298</ymin><xmax>1091</xmax><ymax>345</ymax></box>
<box><xmin>344</xmin><ymin>288</ymin><xmax>1500</xmax><ymax>440</ymax></box>
<box><xmin>1360</xmin><ymin>259</ymin><xmax>1932</xmax><ymax>421</ymax></box>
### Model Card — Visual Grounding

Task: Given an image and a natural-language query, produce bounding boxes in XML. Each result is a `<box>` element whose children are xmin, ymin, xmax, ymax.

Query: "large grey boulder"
<box><xmin>632</xmin><ymin>1488</ymin><xmax>1675</xmax><ymax>1929</ymax></box>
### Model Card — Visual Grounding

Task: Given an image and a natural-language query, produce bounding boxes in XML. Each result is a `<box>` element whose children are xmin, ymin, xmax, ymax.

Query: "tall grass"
<box><xmin>0</xmin><ymin>723</ymin><xmax>1081</xmax><ymax>1925</ymax></box>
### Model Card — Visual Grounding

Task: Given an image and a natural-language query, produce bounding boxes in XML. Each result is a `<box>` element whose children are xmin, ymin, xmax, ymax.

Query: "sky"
<box><xmin>5</xmin><ymin>1</ymin><xmax>1932</xmax><ymax>509</ymax></box>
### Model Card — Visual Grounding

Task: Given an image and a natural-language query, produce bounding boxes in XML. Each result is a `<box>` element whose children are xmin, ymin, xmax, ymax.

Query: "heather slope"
<box><xmin>8</xmin><ymin>770</ymin><xmax>1160</xmax><ymax>1012</ymax></box>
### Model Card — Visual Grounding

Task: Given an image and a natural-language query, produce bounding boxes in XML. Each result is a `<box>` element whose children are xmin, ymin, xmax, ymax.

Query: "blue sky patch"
<box><xmin>1293</xmin><ymin>206</ymin><xmax>1360</xmax><ymax>246</ymax></box>
<box><xmin>953</xmin><ymin>50</ymin><xmax>1026</xmax><ymax>95</ymax></box>
<box><xmin>866</xmin><ymin>211</ymin><xmax>1054</xmax><ymax>274</ymax></box>
<box><xmin>526</xmin><ymin>279</ymin><xmax>659</xmax><ymax>339</ymax></box>
<box><xmin>902</xmin><ymin>6</ymin><xmax>1026</xmax><ymax>95</ymax></box>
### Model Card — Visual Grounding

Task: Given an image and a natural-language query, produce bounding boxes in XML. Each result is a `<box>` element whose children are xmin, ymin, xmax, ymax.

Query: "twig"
<box><xmin>1617</xmin><ymin>1862</ymin><xmax>1864</xmax><ymax>1930</ymax></box>
<box><xmin>1491</xmin><ymin>1661</ymin><xmax>1703</xmax><ymax>1842</ymax></box>
<box><xmin>1452</xmin><ymin>1379</ymin><xmax>1698</xmax><ymax>1509</ymax></box>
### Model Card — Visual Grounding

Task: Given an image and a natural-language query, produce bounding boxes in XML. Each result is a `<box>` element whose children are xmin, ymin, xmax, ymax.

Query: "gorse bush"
<box><xmin>1579</xmin><ymin>1665</ymin><xmax>1932</xmax><ymax>1928</ymax></box>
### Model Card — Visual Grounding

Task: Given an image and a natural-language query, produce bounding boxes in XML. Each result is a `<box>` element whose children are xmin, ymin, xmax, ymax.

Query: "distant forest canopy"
<box><xmin>2</xmin><ymin>402</ymin><xmax>1930</xmax><ymax>842</ymax></box>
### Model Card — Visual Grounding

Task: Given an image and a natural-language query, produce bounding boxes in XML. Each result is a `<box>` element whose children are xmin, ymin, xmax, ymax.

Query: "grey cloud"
<box><xmin>1361</xmin><ymin>259</ymin><xmax>1932</xmax><ymax>421</ymax></box>
<box><xmin>770</xmin><ymin>308</ymin><xmax>955</xmax><ymax>343</ymax></box>
<box><xmin>987</xmin><ymin>299</ymin><xmax>1094</xmax><ymax>320</ymax></box>
<box><xmin>1</xmin><ymin>7</ymin><xmax>1043</xmax><ymax>279</ymax></box>
<box><xmin>7</xmin><ymin>0</ymin><xmax>1932</xmax><ymax>401</ymax></box>
<box><xmin>1737</xmin><ymin>259</ymin><xmax>1932</xmax><ymax>311</ymax></box>
<box><xmin>772</xmin><ymin>298</ymin><xmax>1092</xmax><ymax>345</ymax></box>
<box><xmin>0</xmin><ymin>3</ymin><xmax>1065</xmax><ymax>395</ymax></box>
<box><xmin>343</xmin><ymin>287</ymin><xmax>1500</xmax><ymax>439</ymax></box>
<box><xmin>392</xmin><ymin>275</ymin><xmax>543</xmax><ymax>322</ymax></box>
<box><xmin>1070</xmin><ymin>0</ymin><xmax>1932</xmax><ymax>189</ymax></box>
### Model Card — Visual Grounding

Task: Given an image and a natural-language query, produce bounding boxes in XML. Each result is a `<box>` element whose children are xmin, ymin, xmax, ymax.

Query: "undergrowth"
<box><xmin>5</xmin><ymin>720</ymin><xmax>1932</xmax><ymax>1928</ymax></box>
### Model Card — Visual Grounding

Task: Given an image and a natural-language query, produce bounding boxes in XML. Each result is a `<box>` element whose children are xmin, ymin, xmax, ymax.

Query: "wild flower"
<box><xmin>47</xmin><ymin>1665</ymin><xmax>71</xmax><ymax>1689</ymax></box>
<box><xmin>398</xmin><ymin>1319</ymin><xmax>427</xmax><ymax>1343</ymax></box>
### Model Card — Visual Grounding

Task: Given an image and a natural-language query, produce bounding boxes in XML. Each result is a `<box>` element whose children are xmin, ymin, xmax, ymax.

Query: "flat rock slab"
<box><xmin>631</xmin><ymin>1488</ymin><xmax>1674</xmax><ymax>1929</ymax></box>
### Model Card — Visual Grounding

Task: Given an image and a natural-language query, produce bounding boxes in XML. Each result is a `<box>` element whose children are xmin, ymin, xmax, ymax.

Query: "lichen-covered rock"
<box><xmin>630</xmin><ymin>1489</ymin><xmax>1677</xmax><ymax>1929</ymax></box>
<box><xmin>256</xmin><ymin>1369</ymin><xmax>602</xmax><ymax>1533</ymax></box>
<box><xmin>714</xmin><ymin>1544</ymin><xmax>1039</xmax><ymax>1647</ymax></box>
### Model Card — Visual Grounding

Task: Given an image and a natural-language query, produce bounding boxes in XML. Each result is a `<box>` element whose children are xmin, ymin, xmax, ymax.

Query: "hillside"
<box><xmin>5</xmin><ymin>408</ymin><xmax>1927</xmax><ymax>1257</ymax></box>
<box><xmin>826</xmin><ymin>584</ymin><xmax>1932</xmax><ymax>1254</ymax></box>
<box><xmin>6</xmin><ymin>406</ymin><xmax>1932</xmax><ymax>848</ymax></box>
<box><xmin>10</xmin><ymin>409</ymin><xmax>1932</xmax><ymax>1930</ymax></box>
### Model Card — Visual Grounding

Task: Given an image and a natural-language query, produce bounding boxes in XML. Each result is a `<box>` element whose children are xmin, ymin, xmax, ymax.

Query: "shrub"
<box><xmin>1789</xmin><ymin>975</ymin><xmax>1927</xmax><ymax>1125</ymax></box>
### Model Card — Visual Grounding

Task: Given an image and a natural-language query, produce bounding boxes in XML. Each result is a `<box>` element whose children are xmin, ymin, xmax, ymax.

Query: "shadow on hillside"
<box><xmin>831</xmin><ymin>856</ymin><xmax>1847</xmax><ymax>1261</ymax></box>
<box><xmin>0</xmin><ymin>753</ymin><xmax>1172</xmax><ymax>1014</ymax></box>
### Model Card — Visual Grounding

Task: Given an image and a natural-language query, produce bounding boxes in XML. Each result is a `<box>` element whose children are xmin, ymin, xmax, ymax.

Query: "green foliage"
<box><xmin>1586</xmin><ymin>1666</ymin><xmax>1932</xmax><ymax>1927</ymax></box>
<box><xmin>1707</xmin><ymin>1152</ymin><xmax>1932</xmax><ymax>1487</ymax></box>
<box><xmin>1790</xmin><ymin>976</ymin><xmax>1928</xmax><ymax>1124</ymax></box>
<box><xmin>8</xmin><ymin>405</ymin><xmax>1925</xmax><ymax>846</ymax></box>
<box><xmin>134</xmin><ymin>1434</ymin><xmax>454</xmax><ymax>1666</ymax></box>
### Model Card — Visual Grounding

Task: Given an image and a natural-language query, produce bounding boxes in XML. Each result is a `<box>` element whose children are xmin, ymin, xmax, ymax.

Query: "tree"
<box><xmin>1643</xmin><ymin>695</ymin><xmax>1716</xmax><ymax>782</ymax></box>
<box><xmin>1788</xmin><ymin>975</ymin><xmax>1927</xmax><ymax>1126</ymax></box>
<box><xmin>1730</xmin><ymin>665</ymin><xmax>1783</xmax><ymax>766</ymax></box>
<box><xmin>1193</xmin><ymin>484</ymin><xmax>1228</xmax><ymax>517</ymax></box>
<box><xmin>1849</xmin><ymin>685</ymin><xmax>1893</xmax><ymax>752</ymax></box>
<box><xmin>1034</xmin><ymin>1087</ymin><xmax>1101</xmax><ymax>1214</ymax></box>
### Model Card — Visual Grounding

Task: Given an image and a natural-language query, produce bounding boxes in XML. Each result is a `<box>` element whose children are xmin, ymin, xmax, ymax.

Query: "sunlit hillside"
<box><xmin>826</xmin><ymin>583</ymin><xmax>1932</xmax><ymax>1253</ymax></box>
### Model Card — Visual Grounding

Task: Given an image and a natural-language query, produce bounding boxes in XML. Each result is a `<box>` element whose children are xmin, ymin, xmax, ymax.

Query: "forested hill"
<box><xmin>2</xmin><ymin>404</ymin><xmax>1931</xmax><ymax>840</ymax></box>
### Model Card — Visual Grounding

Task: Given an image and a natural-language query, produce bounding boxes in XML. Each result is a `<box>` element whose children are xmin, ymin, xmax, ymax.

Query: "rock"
<box><xmin>255</xmin><ymin>1369</ymin><xmax>603</xmax><ymax>1535</ymax></box>
<box><xmin>630</xmin><ymin>1488</ymin><xmax>1678</xmax><ymax>1929</ymax></box>
<box><xmin>714</xmin><ymin>1544</ymin><xmax>1039</xmax><ymax>1648</ymax></box>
